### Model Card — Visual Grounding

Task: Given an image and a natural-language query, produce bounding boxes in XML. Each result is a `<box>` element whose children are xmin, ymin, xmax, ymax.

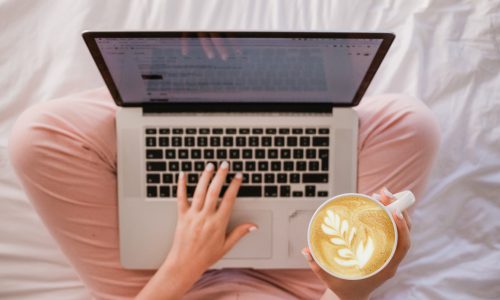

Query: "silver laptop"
<box><xmin>83</xmin><ymin>31</ymin><xmax>394</xmax><ymax>269</ymax></box>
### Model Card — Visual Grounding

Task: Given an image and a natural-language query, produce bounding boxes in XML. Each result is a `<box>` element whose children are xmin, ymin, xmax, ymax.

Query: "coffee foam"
<box><xmin>309</xmin><ymin>195</ymin><xmax>396</xmax><ymax>279</ymax></box>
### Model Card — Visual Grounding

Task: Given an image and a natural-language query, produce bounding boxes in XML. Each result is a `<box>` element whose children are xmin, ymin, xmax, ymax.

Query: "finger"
<box><xmin>181</xmin><ymin>32</ymin><xmax>189</xmax><ymax>56</ymax></box>
<box><xmin>198</xmin><ymin>33</ymin><xmax>214</xmax><ymax>59</ymax></box>
<box><xmin>403</xmin><ymin>210</ymin><xmax>412</xmax><ymax>231</ymax></box>
<box><xmin>176</xmin><ymin>171</ymin><xmax>189</xmax><ymax>214</ymax></box>
<box><xmin>380</xmin><ymin>187</ymin><xmax>396</xmax><ymax>206</ymax></box>
<box><xmin>209</xmin><ymin>33</ymin><xmax>228</xmax><ymax>60</ymax></box>
<box><xmin>203</xmin><ymin>161</ymin><xmax>229</xmax><ymax>213</ymax></box>
<box><xmin>223</xmin><ymin>223</ymin><xmax>257</xmax><ymax>254</ymax></box>
<box><xmin>302</xmin><ymin>247</ymin><xmax>331</xmax><ymax>283</ymax></box>
<box><xmin>390</xmin><ymin>210</ymin><xmax>411</xmax><ymax>266</ymax></box>
<box><xmin>191</xmin><ymin>163</ymin><xmax>215</xmax><ymax>211</ymax></box>
<box><xmin>217</xmin><ymin>172</ymin><xmax>243</xmax><ymax>219</ymax></box>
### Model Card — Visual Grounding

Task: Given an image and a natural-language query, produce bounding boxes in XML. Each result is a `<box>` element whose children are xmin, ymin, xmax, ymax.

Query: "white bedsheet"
<box><xmin>1</xmin><ymin>0</ymin><xmax>499</xmax><ymax>299</ymax></box>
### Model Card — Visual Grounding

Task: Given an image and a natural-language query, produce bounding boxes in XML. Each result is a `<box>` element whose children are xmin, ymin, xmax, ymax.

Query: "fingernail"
<box><xmin>396</xmin><ymin>209</ymin><xmax>404</xmax><ymax>220</ymax></box>
<box><xmin>372</xmin><ymin>193</ymin><xmax>381</xmax><ymax>201</ymax></box>
<box><xmin>301</xmin><ymin>248</ymin><xmax>312</xmax><ymax>262</ymax></box>
<box><xmin>179</xmin><ymin>171</ymin><xmax>184</xmax><ymax>179</ymax></box>
<box><xmin>235</xmin><ymin>172</ymin><xmax>243</xmax><ymax>179</ymax></box>
<box><xmin>248</xmin><ymin>226</ymin><xmax>258</xmax><ymax>232</ymax></box>
<box><xmin>220</xmin><ymin>161</ymin><xmax>229</xmax><ymax>170</ymax></box>
<box><xmin>383</xmin><ymin>187</ymin><xmax>394</xmax><ymax>198</ymax></box>
<box><xmin>205</xmin><ymin>163</ymin><xmax>214</xmax><ymax>171</ymax></box>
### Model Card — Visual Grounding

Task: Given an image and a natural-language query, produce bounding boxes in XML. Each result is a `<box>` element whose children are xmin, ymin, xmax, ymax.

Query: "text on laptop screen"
<box><xmin>95</xmin><ymin>36</ymin><xmax>383</xmax><ymax>104</ymax></box>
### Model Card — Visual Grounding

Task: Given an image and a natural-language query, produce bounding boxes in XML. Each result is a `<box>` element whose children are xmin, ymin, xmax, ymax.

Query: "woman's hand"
<box><xmin>303</xmin><ymin>188</ymin><xmax>412</xmax><ymax>300</ymax></box>
<box><xmin>136</xmin><ymin>162</ymin><xmax>256</xmax><ymax>300</ymax></box>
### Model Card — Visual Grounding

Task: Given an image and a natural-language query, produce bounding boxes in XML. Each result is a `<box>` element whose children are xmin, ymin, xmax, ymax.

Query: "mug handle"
<box><xmin>386</xmin><ymin>190</ymin><xmax>416</xmax><ymax>214</ymax></box>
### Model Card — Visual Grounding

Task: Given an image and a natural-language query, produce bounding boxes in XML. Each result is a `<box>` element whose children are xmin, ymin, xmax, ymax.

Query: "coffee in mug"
<box><xmin>308</xmin><ymin>191</ymin><xmax>415</xmax><ymax>280</ymax></box>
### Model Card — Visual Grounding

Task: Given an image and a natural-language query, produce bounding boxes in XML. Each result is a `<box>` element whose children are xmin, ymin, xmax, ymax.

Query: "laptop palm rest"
<box><xmin>224</xmin><ymin>210</ymin><xmax>273</xmax><ymax>259</ymax></box>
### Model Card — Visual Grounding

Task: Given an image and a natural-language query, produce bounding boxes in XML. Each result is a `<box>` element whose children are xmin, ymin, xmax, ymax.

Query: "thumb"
<box><xmin>223</xmin><ymin>223</ymin><xmax>257</xmax><ymax>253</ymax></box>
<box><xmin>302</xmin><ymin>247</ymin><xmax>331</xmax><ymax>283</ymax></box>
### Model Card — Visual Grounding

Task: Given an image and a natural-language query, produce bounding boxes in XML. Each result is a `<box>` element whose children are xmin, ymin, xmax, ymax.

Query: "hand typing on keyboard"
<box><xmin>137</xmin><ymin>162</ymin><xmax>257</xmax><ymax>299</ymax></box>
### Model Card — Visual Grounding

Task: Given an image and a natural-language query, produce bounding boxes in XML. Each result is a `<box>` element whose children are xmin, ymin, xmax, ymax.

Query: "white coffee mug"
<box><xmin>307</xmin><ymin>190</ymin><xmax>415</xmax><ymax>280</ymax></box>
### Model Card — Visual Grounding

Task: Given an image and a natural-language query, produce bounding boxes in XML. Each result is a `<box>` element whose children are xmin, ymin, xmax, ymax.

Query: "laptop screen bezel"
<box><xmin>82</xmin><ymin>31</ymin><xmax>395</xmax><ymax>112</ymax></box>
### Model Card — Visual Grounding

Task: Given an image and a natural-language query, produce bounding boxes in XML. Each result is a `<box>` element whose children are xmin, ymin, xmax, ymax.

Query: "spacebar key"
<box><xmin>302</xmin><ymin>173</ymin><xmax>328</xmax><ymax>183</ymax></box>
<box><xmin>237</xmin><ymin>186</ymin><xmax>262</xmax><ymax>197</ymax></box>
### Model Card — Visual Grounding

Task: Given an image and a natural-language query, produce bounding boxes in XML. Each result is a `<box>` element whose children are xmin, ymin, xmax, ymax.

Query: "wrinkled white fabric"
<box><xmin>0</xmin><ymin>0</ymin><xmax>499</xmax><ymax>299</ymax></box>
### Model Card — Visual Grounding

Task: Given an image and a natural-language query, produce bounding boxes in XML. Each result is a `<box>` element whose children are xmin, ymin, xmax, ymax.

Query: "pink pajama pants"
<box><xmin>8</xmin><ymin>88</ymin><xmax>440</xmax><ymax>300</ymax></box>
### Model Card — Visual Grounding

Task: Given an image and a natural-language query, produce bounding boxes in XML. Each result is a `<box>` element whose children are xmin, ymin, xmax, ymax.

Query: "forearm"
<box><xmin>135</xmin><ymin>259</ymin><xmax>203</xmax><ymax>300</ymax></box>
<box><xmin>320</xmin><ymin>289</ymin><xmax>369</xmax><ymax>300</ymax></box>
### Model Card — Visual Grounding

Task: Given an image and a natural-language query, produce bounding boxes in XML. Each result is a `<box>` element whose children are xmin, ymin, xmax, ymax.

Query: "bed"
<box><xmin>1</xmin><ymin>0</ymin><xmax>499</xmax><ymax>299</ymax></box>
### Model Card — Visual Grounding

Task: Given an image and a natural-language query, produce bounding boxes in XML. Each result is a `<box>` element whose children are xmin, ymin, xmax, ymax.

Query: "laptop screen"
<box><xmin>84</xmin><ymin>32</ymin><xmax>394</xmax><ymax>108</ymax></box>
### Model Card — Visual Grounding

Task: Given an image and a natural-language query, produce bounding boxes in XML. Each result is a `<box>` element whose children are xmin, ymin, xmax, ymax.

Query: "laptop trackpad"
<box><xmin>224</xmin><ymin>210</ymin><xmax>272</xmax><ymax>259</ymax></box>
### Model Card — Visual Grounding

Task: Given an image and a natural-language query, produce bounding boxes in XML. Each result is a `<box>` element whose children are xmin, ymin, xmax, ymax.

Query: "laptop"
<box><xmin>82</xmin><ymin>31</ymin><xmax>394</xmax><ymax>269</ymax></box>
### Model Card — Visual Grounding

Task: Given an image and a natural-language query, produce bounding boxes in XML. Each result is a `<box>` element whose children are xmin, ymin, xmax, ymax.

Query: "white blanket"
<box><xmin>1</xmin><ymin>0</ymin><xmax>499</xmax><ymax>299</ymax></box>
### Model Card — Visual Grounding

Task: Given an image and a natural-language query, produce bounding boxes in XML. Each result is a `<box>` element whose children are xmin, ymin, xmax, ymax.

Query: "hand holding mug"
<box><xmin>304</xmin><ymin>188</ymin><xmax>413</xmax><ymax>300</ymax></box>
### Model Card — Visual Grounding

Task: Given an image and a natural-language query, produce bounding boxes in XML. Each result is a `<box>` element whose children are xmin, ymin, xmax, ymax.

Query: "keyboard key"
<box><xmin>252</xmin><ymin>128</ymin><xmax>263</xmax><ymax>134</ymax></box>
<box><xmin>238</xmin><ymin>186</ymin><xmax>262</xmax><ymax>197</ymax></box>
<box><xmin>279</xmin><ymin>128</ymin><xmax>290</xmax><ymax>134</ymax></box>
<box><xmin>306</xmin><ymin>149</ymin><xmax>316</xmax><ymax>158</ymax></box>
<box><xmin>271</xmin><ymin>161</ymin><xmax>281</xmax><ymax>171</ymax></box>
<box><xmin>255</xmin><ymin>149</ymin><xmax>265</xmax><ymax>159</ymax></box>
<box><xmin>223</xmin><ymin>137</ymin><xmax>233</xmax><ymax>146</ymax></box>
<box><xmin>274</xmin><ymin>137</ymin><xmax>285</xmax><ymax>147</ymax></box>
<box><xmin>319</xmin><ymin>149</ymin><xmax>329</xmax><ymax>171</ymax></box>
<box><xmin>280</xmin><ymin>149</ymin><xmax>291</xmax><ymax>159</ymax></box>
<box><xmin>242</xmin><ymin>149</ymin><xmax>252</xmax><ymax>158</ymax></box>
<box><xmin>146</xmin><ymin>137</ymin><xmax>156</xmax><ymax>147</ymax></box>
<box><xmin>290</xmin><ymin>173</ymin><xmax>300</xmax><ymax>183</ymax></box>
<box><xmin>147</xmin><ymin>162</ymin><xmax>166</xmax><ymax>171</ymax></box>
<box><xmin>187</xmin><ymin>185</ymin><xmax>196</xmax><ymax>197</ymax></box>
<box><xmin>194</xmin><ymin>161</ymin><xmax>205</xmax><ymax>171</ymax></box>
<box><xmin>212</xmin><ymin>128</ymin><xmax>223</xmax><ymax>134</ymax></box>
<box><xmin>249</xmin><ymin>137</ymin><xmax>259</xmax><ymax>146</ymax></box>
<box><xmin>181</xmin><ymin>161</ymin><xmax>192</xmax><ymax>171</ymax></box>
<box><xmin>147</xmin><ymin>186</ymin><xmax>158</xmax><ymax>197</ymax></box>
<box><xmin>306</xmin><ymin>128</ymin><xmax>316</xmax><ymax>134</ymax></box>
<box><xmin>173</xmin><ymin>128</ymin><xmax>183</xmax><ymax>134</ymax></box>
<box><xmin>146</xmin><ymin>149</ymin><xmax>163</xmax><ymax>159</ymax></box>
<box><xmin>216</xmin><ymin>149</ymin><xmax>227</xmax><ymax>159</ymax></box>
<box><xmin>262</xmin><ymin>137</ymin><xmax>272</xmax><ymax>146</ymax></box>
<box><xmin>145</xmin><ymin>128</ymin><xmax>157</xmax><ymax>134</ymax></box>
<box><xmin>296</xmin><ymin>161</ymin><xmax>307</xmax><ymax>171</ymax></box>
<box><xmin>179</xmin><ymin>149</ymin><xmax>189</xmax><ymax>159</ymax></box>
<box><xmin>302</xmin><ymin>173</ymin><xmax>328</xmax><ymax>183</ymax></box>
<box><xmin>280</xmin><ymin>185</ymin><xmax>291</xmax><ymax>197</ymax></box>
<box><xmin>239</xmin><ymin>128</ymin><xmax>250</xmax><ymax>134</ymax></box>
<box><xmin>268</xmin><ymin>149</ymin><xmax>278</xmax><ymax>159</ymax></box>
<box><xmin>159</xmin><ymin>128</ymin><xmax>170</xmax><ymax>134</ymax></box>
<box><xmin>165</xmin><ymin>149</ymin><xmax>176</xmax><ymax>159</ymax></box>
<box><xmin>185</xmin><ymin>137</ymin><xmax>195</xmax><ymax>147</ymax></box>
<box><xmin>191</xmin><ymin>149</ymin><xmax>201</xmax><ymax>159</ymax></box>
<box><xmin>186</xmin><ymin>128</ymin><xmax>197</xmax><ymax>134</ymax></box>
<box><xmin>252</xmin><ymin>173</ymin><xmax>262</xmax><ymax>183</ymax></box>
<box><xmin>147</xmin><ymin>173</ymin><xmax>160</xmax><ymax>183</ymax></box>
<box><xmin>305</xmin><ymin>185</ymin><xmax>316</xmax><ymax>197</ymax></box>
<box><xmin>172</xmin><ymin>137</ymin><xmax>182</xmax><ymax>146</ymax></box>
<box><xmin>226</xmin><ymin>128</ymin><xmax>237</xmax><ymax>134</ymax></box>
<box><xmin>229</xmin><ymin>149</ymin><xmax>240</xmax><ymax>159</ymax></box>
<box><xmin>163</xmin><ymin>174</ymin><xmax>173</xmax><ymax>183</ymax></box>
<box><xmin>318</xmin><ymin>191</ymin><xmax>328</xmax><ymax>197</ymax></box>
<box><xmin>159</xmin><ymin>137</ymin><xmax>169</xmax><ymax>147</ymax></box>
<box><xmin>210</xmin><ymin>137</ymin><xmax>221</xmax><ymax>147</ymax></box>
<box><xmin>199</xmin><ymin>128</ymin><xmax>210</xmax><ymax>134</ymax></box>
<box><xmin>242</xmin><ymin>173</ymin><xmax>250</xmax><ymax>183</ymax></box>
<box><xmin>265</xmin><ymin>128</ymin><xmax>277</xmax><ymax>134</ymax></box>
<box><xmin>258</xmin><ymin>161</ymin><xmax>269</xmax><ymax>171</ymax></box>
<box><xmin>277</xmin><ymin>173</ymin><xmax>287</xmax><ymax>183</ymax></box>
<box><xmin>265</xmin><ymin>173</ymin><xmax>275</xmax><ymax>183</ymax></box>
<box><xmin>265</xmin><ymin>185</ymin><xmax>278</xmax><ymax>197</ymax></box>
<box><xmin>169</xmin><ymin>162</ymin><xmax>179</xmax><ymax>171</ymax></box>
<box><xmin>309</xmin><ymin>161</ymin><xmax>320</xmax><ymax>171</ymax></box>
<box><xmin>293</xmin><ymin>149</ymin><xmax>304</xmax><ymax>159</ymax></box>
<box><xmin>236</xmin><ymin>137</ymin><xmax>246</xmax><ymax>147</ymax></box>
<box><xmin>313</xmin><ymin>137</ymin><xmax>329</xmax><ymax>146</ymax></box>
<box><xmin>284</xmin><ymin>161</ymin><xmax>294</xmax><ymax>171</ymax></box>
<box><xmin>233</xmin><ymin>161</ymin><xmax>243</xmax><ymax>171</ymax></box>
<box><xmin>188</xmin><ymin>173</ymin><xmax>198</xmax><ymax>183</ymax></box>
<box><xmin>172</xmin><ymin>186</ymin><xmax>177</xmax><ymax>197</ymax></box>
<box><xmin>197</xmin><ymin>137</ymin><xmax>208</xmax><ymax>147</ymax></box>
<box><xmin>287</xmin><ymin>137</ymin><xmax>297</xmax><ymax>147</ymax></box>
<box><xmin>292</xmin><ymin>191</ymin><xmax>303</xmax><ymax>197</ymax></box>
<box><xmin>204</xmin><ymin>149</ymin><xmax>215</xmax><ymax>159</ymax></box>
<box><xmin>319</xmin><ymin>128</ymin><xmax>330</xmax><ymax>134</ymax></box>
<box><xmin>245</xmin><ymin>161</ymin><xmax>256</xmax><ymax>171</ymax></box>
<box><xmin>300</xmin><ymin>136</ymin><xmax>310</xmax><ymax>147</ymax></box>
<box><xmin>159</xmin><ymin>186</ymin><xmax>170</xmax><ymax>197</ymax></box>
<box><xmin>292</xmin><ymin>128</ymin><xmax>303</xmax><ymax>134</ymax></box>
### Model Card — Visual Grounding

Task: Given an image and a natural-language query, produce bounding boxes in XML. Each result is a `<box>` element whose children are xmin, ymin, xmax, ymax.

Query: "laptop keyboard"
<box><xmin>144</xmin><ymin>127</ymin><xmax>330</xmax><ymax>199</ymax></box>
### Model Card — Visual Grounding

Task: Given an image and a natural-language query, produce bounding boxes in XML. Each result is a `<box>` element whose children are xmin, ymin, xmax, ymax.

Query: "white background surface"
<box><xmin>1</xmin><ymin>0</ymin><xmax>499</xmax><ymax>299</ymax></box>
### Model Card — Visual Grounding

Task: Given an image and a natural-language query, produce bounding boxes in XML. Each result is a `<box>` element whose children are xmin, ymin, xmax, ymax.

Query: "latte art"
<box><xmin>309</xmin><ymin>195</ymin><xmax>396</xmax><ymax>279</ymax></box>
